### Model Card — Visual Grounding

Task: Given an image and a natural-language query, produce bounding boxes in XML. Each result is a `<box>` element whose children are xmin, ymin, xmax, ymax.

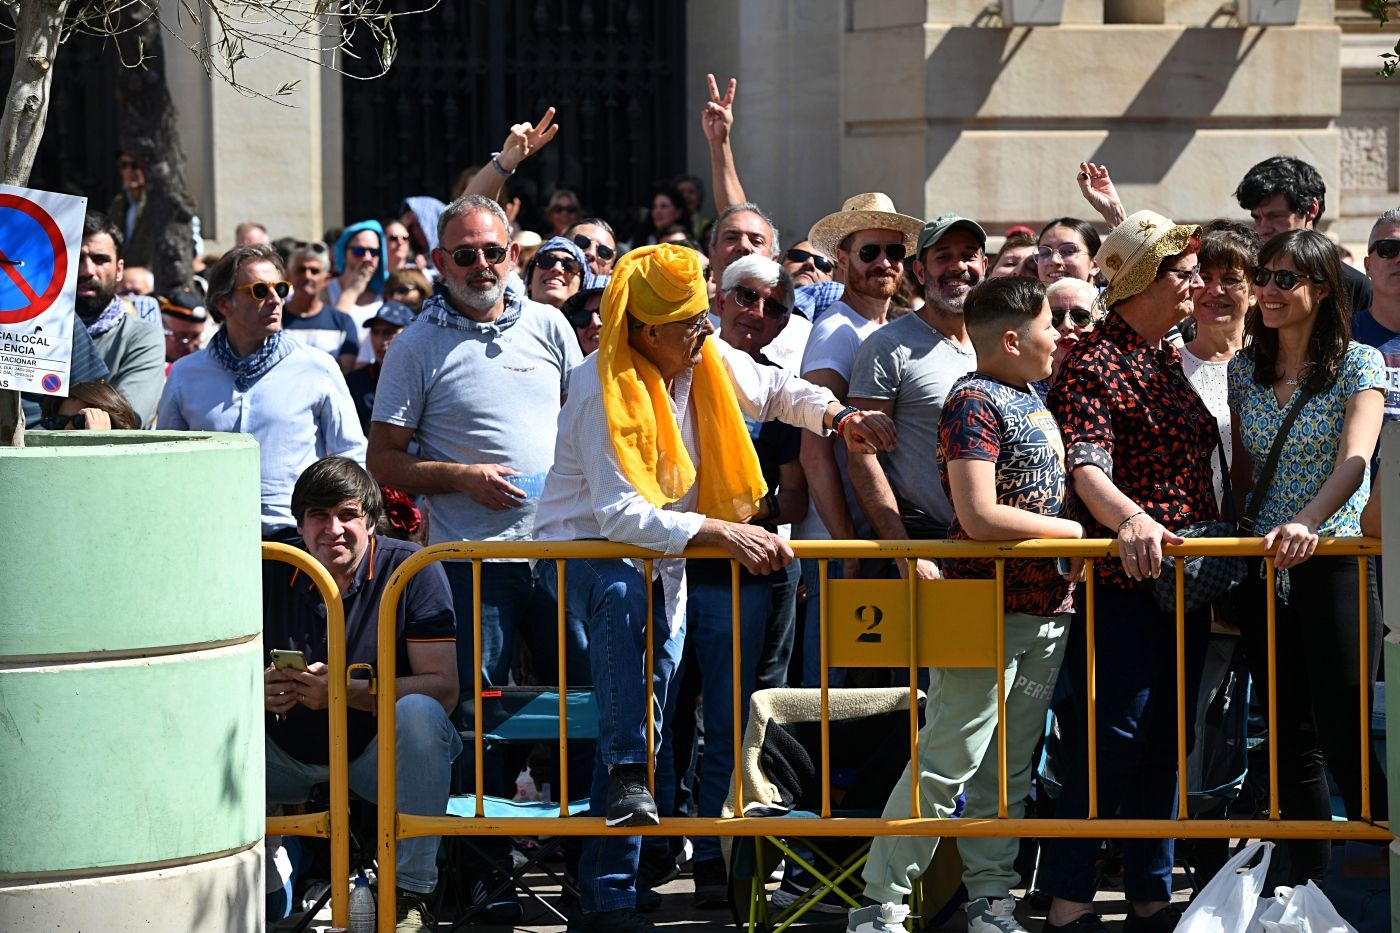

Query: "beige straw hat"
<box><xmin>1097</xmin><ymin>209</ymin><xmax>1201</xmax><ymax>307</ymax></box>
<box><xmin>807</xmin><ymin>192</ymin><xmax>924</xmax><ymax>259</ymax></box>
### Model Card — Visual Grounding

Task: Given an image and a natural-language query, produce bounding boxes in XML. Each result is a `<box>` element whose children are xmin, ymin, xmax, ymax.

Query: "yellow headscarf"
<box><xmin>598</xmin><ymin>244</ymin><xmax>767</xmax><ymax>521</ymax></box>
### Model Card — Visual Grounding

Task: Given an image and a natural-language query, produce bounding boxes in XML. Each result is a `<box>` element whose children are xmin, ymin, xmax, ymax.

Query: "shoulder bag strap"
<box><xmin>1238</xmin><ymin>386</ymin><xmax>1314</xmax><ymax>534</ymax></box>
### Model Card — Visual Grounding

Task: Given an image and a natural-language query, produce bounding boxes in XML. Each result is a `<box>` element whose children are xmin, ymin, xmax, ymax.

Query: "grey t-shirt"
<box><xmin>848</xmin><ymin>312</ymin><xmax>976</xmax><ymax>532</ymax></box>
<box><xmin>371</xmin><ymin>296</ymin><xmax>582</xmax><ymax>544</ymax></box>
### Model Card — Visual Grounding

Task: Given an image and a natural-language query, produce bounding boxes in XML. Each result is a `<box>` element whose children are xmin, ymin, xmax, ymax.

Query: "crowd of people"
<box><xmin>52</xmin><ymin>73</ymin><xmax>1399</xmax><ymax>933</ymax></box>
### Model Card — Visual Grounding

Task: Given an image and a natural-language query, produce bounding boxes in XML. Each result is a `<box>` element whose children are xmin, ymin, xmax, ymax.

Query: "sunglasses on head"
<box><xmin>1250</xmin><ymin>267</ymin><xmax>1323</xmax><ymax>291</ymax></box>
<box><xmin>572</xmin><ymin>233</ymin><xmax>615</xmax><ymax>261</ymax></box>
<box><xmin>233</xmin><ymin>280</ymin><xmax>292</xmax><ymax>301</ymax></box>
<box><xmin>1369</xmin><ymin>238</ymin><xmax>1400</xmax><ymax>260</ymax></box>
<box><xmin>294</xmin><ymin>240</ymin><xmax>327</xmax><ymax>254</ymax></box>
<box><xmin>40</xmin><ymin>412</ymin><xmax>86</xmax><ymax>430</ymax></box>
<box><xmin>786</xmin><ymin>248</ymin><xmax>834</xmax><ymax>274</ymax></box>
<box><xmin>1051</xmin><ymin>306</ymin><xmax>1095</xmax><ymax>329</ymax></box>
<box><xmin>348</xmin><ymin>245</ymin><xmax>378</xmax><ymax>258</ymax></box>
<box><xmin>450</xmin><ymin>245</ymin><xmax>509</xmax><ymax>267</ymax></box>
<box><xmin>731</xmin><ymin>285</ymin><xmax>790</xmax><ymax>318</ymax></box>
<box><xmin>856</xmin><ymin>242</ymin><xmax>907</xmax><ymax>265</ymax></box>
<box><xmin>537</xmin><ymin>254</ymin><xmax>583</xmax><ymax>275</ymax></box>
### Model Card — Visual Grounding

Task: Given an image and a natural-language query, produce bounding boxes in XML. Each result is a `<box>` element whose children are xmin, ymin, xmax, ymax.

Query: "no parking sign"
<box><xmin>0</xmin><ymin>185</ymin><xmax>85</xmax><ymax>395</ymax></box>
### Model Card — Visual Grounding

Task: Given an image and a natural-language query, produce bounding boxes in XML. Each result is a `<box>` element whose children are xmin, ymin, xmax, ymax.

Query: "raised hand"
<box><xmin>702</xmin><ymin>73</ymin><xmax>736</xmax><ymax>147</ymax></box>
<box><xmin>497</xmin><ymin>106</ymin><xmax>560</xmax><ymax>172</ymax></box>
<box><xmin>1077</xmin><ymin>161</ymin><xmax>1126</xmax><ymax>226</ymax></box>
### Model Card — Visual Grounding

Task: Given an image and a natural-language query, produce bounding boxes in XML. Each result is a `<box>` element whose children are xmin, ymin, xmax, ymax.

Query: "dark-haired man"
<box><xmin>1234</xmin><ymin>155</ymin><xmax>1371</xmax><ymax>312</ymax></box>
<box><xmin>263</xmin><ymin>456</ymin><xmax>458</xmax><ymax>933</ymax></box>
<box><xmin>567</xmin><ymin>218</ymin><xmax>619</xmax><ymax>276</ymax></box>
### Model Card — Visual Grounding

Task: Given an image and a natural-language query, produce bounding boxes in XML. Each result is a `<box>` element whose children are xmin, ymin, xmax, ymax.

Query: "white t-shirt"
<box><xmin>1181</xmin><ymin>344</ymin><xmax>1234</xmax><ymax>510</ymax></box>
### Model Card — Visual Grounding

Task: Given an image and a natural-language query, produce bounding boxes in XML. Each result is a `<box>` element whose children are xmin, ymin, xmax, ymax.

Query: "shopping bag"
<box><xmin>1260</xmin><ymin>880</ymin><xmax>1357</xmax><ymax>933</ymax></box>
<box><xmin>1177</xmin><ymin>840</ymin><xmax>1274</xmax><ymax>933</ymax></box>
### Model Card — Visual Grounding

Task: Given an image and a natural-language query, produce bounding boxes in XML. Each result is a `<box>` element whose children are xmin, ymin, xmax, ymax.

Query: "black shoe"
<box><xmin>1122</xmin><ymin>904</ymin><xmax>1183</xmax><ymax>933</ymax></box>
<box><xmin>469</xmin><ymin>871</ymin><xmax>524</xmax><ymax>925</ymax></box>
<box><xmin>567</xmin><ymin>907</ymin><xmax>656</xmax><ymax>933</ymax></box>
<box><xmin>692</xmin><ymin>857</ymin><xmax>729</xmax><ymax>909</ymax></box>
<box><xmin>637</xmin><ymin>843</ymin><xmax>679</xmax><ymax>890</ymax></box>
<box><xmin>394</xmin><ymin>887</ymin><xmax>436</xmax><ymax>933</ymax></box>
<box><xmin>1042</xmin><ymin>914</ymin><xmax>1108</xmax><ymax>933</ymax></box>
<box><xmin>605</xmin><ymin>765</ymin><xmax>659</xmax><ymax>828</ymax></box>
<box><xmin>636</xmin><ymin>886</ymin><xmax>662</xmax><ymax>912</ymax></box>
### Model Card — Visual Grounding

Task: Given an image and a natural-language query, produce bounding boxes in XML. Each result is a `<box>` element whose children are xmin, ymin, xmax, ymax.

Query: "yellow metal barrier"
<box><xmin>365</xmin><ymin>536</ymin><xmax>1388</xmax><ymax>933</ymax></box>
<box><xmin>260</xmin><ymin>542</ymin><xmax>354</xmax><ymax>930</ymax></box>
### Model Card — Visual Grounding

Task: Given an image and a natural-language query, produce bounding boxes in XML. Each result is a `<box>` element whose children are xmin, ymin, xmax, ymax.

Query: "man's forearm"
<box><xmin>848</xmin><ymin>452</ymin><xmax>908</xmax><ymax>539</ymax></box>
<box><xmin>345</xmin><ymin>672</ymin><xmax>458</xmax><ymax>713</ymax></box>
<box><xmin>800</xmin><ymin>435</ymin><xmax>856</xmax><ymax>538</ymax></box>
<box><xmin>366</xmin><ymin>442</ymin><xmax>466</xmax><ymax>496</ymax></box>
<box><xmin>710</xmin><ymin>139</ymin><xmax>745</xmax><ymax>216</ymax></box>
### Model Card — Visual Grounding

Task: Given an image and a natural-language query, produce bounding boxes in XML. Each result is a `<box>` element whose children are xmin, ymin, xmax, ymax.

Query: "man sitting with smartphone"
<box><xmin>263</xmin><ymin>457</ymin><xmax>458</xmax><ymax>933</ymax></box>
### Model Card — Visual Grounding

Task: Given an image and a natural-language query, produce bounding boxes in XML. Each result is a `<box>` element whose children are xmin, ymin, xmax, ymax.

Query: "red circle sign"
<box><xmin>0</xmin><ymin>193</ymin><xmax>69</xmax><ymax>325</ymax></box>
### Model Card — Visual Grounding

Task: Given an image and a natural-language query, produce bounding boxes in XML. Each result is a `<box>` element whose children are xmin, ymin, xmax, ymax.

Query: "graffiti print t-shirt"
<box><xmin>938</xmin><ymin>373</ymin><xmax>1074</xmax><ymax>616</ymax></box>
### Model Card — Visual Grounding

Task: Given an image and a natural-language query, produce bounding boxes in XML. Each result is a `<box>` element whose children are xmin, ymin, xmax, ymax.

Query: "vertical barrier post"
<box><xmin>644</xmin><ymin>558</ymin><xmax>656</xmax><ymax>795</ymax></box>
<box><xmin>1266</xmin><ymin>560</ymin><xmax>1279</xmax><ymax>821</ymax></box>
<box><xmin>732</xmin><ymin>560</ymin><xmax>745</xmax><ymax>815</ymax></box>
<box><xmin>473</xmin><ymin>559</ymin><xmax>485</xmax><ymax>818</ymax></box>
<box><xmin>1175</xmin><ymin>559</ymin><xmax>1188</xmax><ymax>820</ymax></box>
<box><xmin>1085</xmin><ymin>560</ymin><xmax>1098</xmax><ymax>819</ymax></box>
<box><xmin>819</xmin><ymin>557</ymin><xmax>831</xmax><ymax>819</ymax></box>
<box><xmin>557</xmin><ymin>559</ymin><xmax>570</xmax><ymax>817</ymax></box>
<box><xmin>376</xmin><ymin>565</ymin><xmax>401</xmax><ymax>933</ymax></box>
<box><xmin>907</xmin><ymin>559</ymin><xmax>920</xmax><ymax>818</ymax></box>
<box><xmin>1359</xmin><ymin>556</ymin><xmax>1372</xmax><ymax>822</ymax></box>
<box><xmin>995</xmin><ymin>559</ymin><xmax>1008</xmax><ymax>818</ymax></box>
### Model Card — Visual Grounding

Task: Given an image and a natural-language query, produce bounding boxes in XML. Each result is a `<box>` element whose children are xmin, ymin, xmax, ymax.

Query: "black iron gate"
<box><xmin>341</xmin><ymin>0</ymin><xmax>688</xmax><ymax>239</ymax></box>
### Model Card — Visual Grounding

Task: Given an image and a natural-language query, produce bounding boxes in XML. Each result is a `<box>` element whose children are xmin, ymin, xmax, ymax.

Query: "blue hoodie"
<box><xmin>402</xmin><ymin>196</ymin><xmax>446</xmax><ymax>254</ymax></box>
<box><xmin>333</xmin><ymin>220</ymin><xmax>388</xmax><ymax>295</ymax></box>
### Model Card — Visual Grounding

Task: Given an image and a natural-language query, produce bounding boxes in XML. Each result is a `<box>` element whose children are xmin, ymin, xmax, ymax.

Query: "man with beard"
<box><xmin>847</xmin><ymin>214</ymin><xmax>984</xmax><ymax>580</ymax></box>
<box><xmin>75</xmin><ymin>212</ymin><xmax>166</xmax><ymax>426</ymax></box>
<box><xmin>366</xmin><ymin>194</ymin><xmax>581</xmax><ymax>922</ymax></box>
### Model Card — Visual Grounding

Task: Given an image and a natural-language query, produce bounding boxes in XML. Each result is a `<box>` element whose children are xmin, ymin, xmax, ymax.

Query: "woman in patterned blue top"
<box><xmin>1227</xmin><ymin>228</ymin><xmax>1387</xmax><ymax>885</ymax></box>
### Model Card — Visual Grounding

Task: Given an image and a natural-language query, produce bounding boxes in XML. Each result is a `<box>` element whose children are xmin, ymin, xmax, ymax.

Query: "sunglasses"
<box><xmin>233</xmin><ymin>280</ymin><xmax>292</xmax><ymax>301</ymax></box>
<box><xmin>731</xmin><ymin>285</ymin><xmax>790</xmax><ymax>318</ymax></box>
<box><xmin>572</xmin><ymin>234</ymin><xmax>615</xmax><ymax>261</ymax></box>
<box><xmin>40</xmin><ymin>412</ymin><xmax>86</xmax><ymax>430</ymax></box>
<box><xmin>386</xmin><ymin>233</ymin><xmax>411</xmax><ymax>244</ymax></box>
<box><xmin>1035</xmin><ymin>243</ymin><xmax>1085</xmax><ymax>263</ymax></box>
<box><xmin>450</xmin><ymin>245</ymin><xmax>509</xmax><ymax>267</ymax></box>
<box><xmin>1051</xmin><ymin>306</ymin><xmax>1095</xmax><ymax>329</ymax></box>
<box><xmin>294</xmin><ymin>240</ymin><xmax>327</xmax><ymax>254</ymax></box>
<box><xmin>1250</xmin><ymin>267</ymin><xmax>1323</xmax><ymax>291</ymax></box>
<box><xmin>387</xmin><ymin>284</ymin><xmax>421</xmax><ymax>297</ymax></box>
<box><xmin>1369</xmin><ymin>238</ymin><xmax>1400</xmax><ymax>260</ymax></box>
<box><xmin>348</xmin><ymin>245</ymin><xmax>378</xmax><ymax>258</ymax></box>
<box><xmin>537</xmin><ymin>254</ymin><xmax>583</xmax><ymax>275</ymax></box>
<box><xmin>118</xmin><ymin>159</ymin><xmax>138</xmax><ymax>170</ymax></box>
<box><xmin>786</xmin><ymin>248</ymin><xmax>834</xmax><ymax>274</ymax></box>
<box><xmin>856</xmin><ymin>243</ymin><xmax>907</xmax><ymax>265</ymax></box>
<box><xmin>550</xmin><ymin>203</ymin><xmax>581</xmax><ymax>215</ymax></box>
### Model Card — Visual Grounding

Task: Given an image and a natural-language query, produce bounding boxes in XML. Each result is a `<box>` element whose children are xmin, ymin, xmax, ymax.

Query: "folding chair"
<box><xmin>446</xmin><ymin>687</ymin><xmax>597</xmax><ymax>927</ymax></box>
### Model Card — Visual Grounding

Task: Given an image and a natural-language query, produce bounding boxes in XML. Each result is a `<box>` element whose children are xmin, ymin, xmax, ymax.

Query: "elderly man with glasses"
<box><xmin>365</xmin><ymin>193</ymin><xmax>583</xmax><ymax>923</ymax></box>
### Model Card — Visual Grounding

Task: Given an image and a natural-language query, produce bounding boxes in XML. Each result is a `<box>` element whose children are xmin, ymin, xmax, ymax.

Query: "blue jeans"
<box><xmin>1038</xmin><ymin>584</ymin><xmax>1208</xmax><ymax>904</ymax></box>
<box><xmin>265</xmin><ymin>694</ymin><xmax>461</xmax><ymax>894</ymax></box>
<box><xmin>799</xmin><ymin>558</ymin><xmax>845</xmax><ymax>687</ymax></box>
<box><xmin>756</xmin><ymin>560</ymin><xmax>800</xmax><ymax>690</ymax></box>
<box><xmin>686</xmin><ymin>576</ymin><xmax>773</xmax><ymax>863</ymax></box>
<box><xmin>536</xmin><ymin>558</ymin><xmax>685</xmax><ymax>912</ymax></box>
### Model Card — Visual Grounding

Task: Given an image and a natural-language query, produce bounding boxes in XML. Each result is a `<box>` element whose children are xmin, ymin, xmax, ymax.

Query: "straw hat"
<box><xmin>807</xmin><ymin>193</ymin><xmax>924</xmax><ymax>259</ymax></box>
<box><xmin>1097</xmin><ymin>210</ymin><xmax>1202</xmax><ymax>308</ymax></box>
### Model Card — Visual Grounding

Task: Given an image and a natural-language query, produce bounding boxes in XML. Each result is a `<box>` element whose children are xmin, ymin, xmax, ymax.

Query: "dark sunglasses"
<box><xmin>1051</xmin><ymin>306</ymin><xmax>1095</xmax><ymax>329</ymax></box>
<box><xmin>537</xmin><ymin>254</ymin><xmax>583</xmax><ymax>275</ymax></box>
<box><xmin>786</xmin><ymin>248</ymin><xmax>835</xmax><ymax>274</ymax></box>
<box><xmin>118</xmin><ymin>158</ymin><xmax>138</xmax><ymax>170</ymax></box>
<box><xmin>233</xmin><ymin>280</ymin><xmax>292</xmax><ymax>301</ymax></box>
<box><xmin>293</xmin><ymin>239</ymin><xmax>327</xmax><ymax>254</ymax></box>
<box><xmin>856</xmin><ymin>242</ymin><xmax>907</xmax><ymax>265</ymax></box>
<box><xmin>550</xmin><ymin>203</ymin><xmax>581</xmax><ymax>215</ymax></box>
<box><xmin>731</xmin><ymin>285</ymin><xmax>790</xmax><ymax>318</ymax></box>
<box><xmin>40</xmin><ymin>412</ymin><xmax>86</xmax><ymax>430</ymax></box>
<box><xmin>348</xmin><ymin>245</ymin><xmax>378</xmax><ymax>258</ymax></box>
<box><xmin>386</xmin><ymin>233</ymin><xmax>411</xmax><ymax>244</ymax></box>
<box><xmin>572</xmin><ymin>234</ymin><xmax>615</xmax><ymax>261</ymax></box>
<box><xmin>450</xmin><ymin>245</ymin><xmax>510</xmax><ymax>267</ymax></box>
<box><xmin>1250</xmin><ymin>267</ymin><xmax>1323</xmax><ymax>291</ymax></box>
<box><xmin>1369</xmin><ymin>238</ymin><xmax>1400</xmax><ymax>260</ymax></box>
<box><xmin>387</xmin><ymin>284</ymin><xmax>421</xmax><ymax>297</ymax></box>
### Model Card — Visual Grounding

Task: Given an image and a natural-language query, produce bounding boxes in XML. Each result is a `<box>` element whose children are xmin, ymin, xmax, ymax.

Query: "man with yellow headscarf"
<box><xmin>533</xmin><ymin>243</ymin><xmax>894</xmax><ymax>931</ymax></box>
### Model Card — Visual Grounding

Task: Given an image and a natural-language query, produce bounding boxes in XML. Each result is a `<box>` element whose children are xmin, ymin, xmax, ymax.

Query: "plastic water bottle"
<box><xmin>349</xmin><ymin>873</ymin><xmax>375</xmax><ymax>933</ymax></box>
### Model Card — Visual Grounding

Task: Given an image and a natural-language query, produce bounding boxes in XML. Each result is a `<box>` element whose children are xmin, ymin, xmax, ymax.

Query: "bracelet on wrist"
<box><xmin>1117</xmin><ymin>510</ymin><xmax>1145</xmax><ymax>531</ymax></box>
<box><xmin>490</xmin><ymin>152</ymin><xmax>514</xmax><ymax>177</ymax></box>
<box><xmin>831</xmin><ymin>405</ymin><xmax>859</xmax><ymax>437</ymax></box>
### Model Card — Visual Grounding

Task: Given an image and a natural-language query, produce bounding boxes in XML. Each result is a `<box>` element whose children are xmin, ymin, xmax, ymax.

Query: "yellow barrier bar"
<box><xmin>261</xmin><ymin>542</ymin><xmax>351</xmax><ymax>929</ymax></box>
<box><xmin>1266</xmin><ymin>560</ymin><xmax>1279</xmax><ymax>823</ymax></box>
<box><xmin>1085</xmin><ymin>560</ymin><xmax>1098</xmax><ymax>820</ymax></box>
<box><xmin>819</xmin><ymin>558</ymin><xmax>831</xmax><ymax>819</ymax></box>
<box><xmin>1359</xmin><ymin>555</ymin><xmax>1372</xmax><ymax>822</ymax></box>
<box><xmin>907</xmin><ymin>560</ymin><xmax>920</xmax><ymax>818</ymax></box>
<box><xmin>265</xmin><ymin>812</ymin><xmax>331</xmax><ymax>838</ymax></box>
<box><xmin>733</xmin><ymin>561</ymin><xmax>745</xmax><ymax>816</ymax></box>
<box><xmin>376</xmin><ymin>558</ymin><xmax>401</xmax><ymax>933</ymax></box>
<box><xmin>557</xmin><ymin>559</ymin><xmax>570</xmax><ymax>818</ymax></box>
<box><xmin>473</xmin><ymin>559</ymin><xmax>484</xmax><ymax>819</ymax></box>
<box><xmin>995</xmin><ymin>559</ymin><xmax>1008</xmax><ymax>819</ymax></box>
<box><xmin>645</xmin><ymin>557</ymin><xmax>655</xmax><ymax>796</ymax></box>
<box><xmin>1175</xmin><ymin>558</ymin><xmax>1188</xmax><ymax>821</ymax></box>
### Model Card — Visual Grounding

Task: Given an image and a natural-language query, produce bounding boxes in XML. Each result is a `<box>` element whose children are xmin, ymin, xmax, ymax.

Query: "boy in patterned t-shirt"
<box><xmin>852</xmin><ymin>276</ymin><xmax>1082</xmax><ymax>933</ymax></box>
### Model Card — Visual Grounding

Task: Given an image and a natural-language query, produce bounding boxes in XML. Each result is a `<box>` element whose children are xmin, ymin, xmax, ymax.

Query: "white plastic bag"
<box><xmin>1177</xmin><ymin>841</ymin><xmax>1274</xmax><ymax>933</ymax></box>
<box><xmin>1259</xmin><ymin>880</ymin><xmax>1356</xmax><ymax>933</ymax></box>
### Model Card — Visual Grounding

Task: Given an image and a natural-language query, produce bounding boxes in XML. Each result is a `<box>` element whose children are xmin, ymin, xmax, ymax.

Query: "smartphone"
<box><xmin>270</xmin><ymin>649</ymin><xmax>309</xmax><ymax>672</ymax></box>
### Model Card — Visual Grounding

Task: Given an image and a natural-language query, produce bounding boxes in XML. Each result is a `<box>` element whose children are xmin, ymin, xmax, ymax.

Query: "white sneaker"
<box><xmin>966</xmin><ymin>896</ymin><xmax>1027</xmax><ymax>933</ymax></box>
<box><xmin>848</xmin><ymin>902</ymin><xmax>911</xmax><ymax>933</ymax></box>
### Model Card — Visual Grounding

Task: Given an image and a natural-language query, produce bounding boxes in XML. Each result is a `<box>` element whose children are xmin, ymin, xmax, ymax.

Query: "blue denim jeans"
<box><xmin>756</xmin><ymin>559</ymin><xmax>800</xmax><ymax>690</ymax></box>
<box><xmin>265</xmin><ymin>694</ymin><xmax>461</xmax><ymax>894</ymax></box>
<box><xmin>536</xmin><ymin>557</ymin><xmax>685</xmax><ymax>912</ymax></box>
<box><xmin>799</xmin><ymin>558</ymin><xmax>845</xmax><ymax>687</ymax></box>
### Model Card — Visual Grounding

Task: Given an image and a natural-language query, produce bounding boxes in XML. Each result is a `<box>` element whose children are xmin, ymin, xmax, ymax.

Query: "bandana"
<box><xmin>85</xmin><ymin>296</ymin><xmax>127</xmax><ymax>338</ymax></box>
<box><xmin>420</xmin><ymin>285</ymin><xmax>522</xmax><ymax>336</ymax></box>
<box><xmin>207</xmin><ymin>329</ymin><xmax>294</xmax><ymax>391</ymax></box>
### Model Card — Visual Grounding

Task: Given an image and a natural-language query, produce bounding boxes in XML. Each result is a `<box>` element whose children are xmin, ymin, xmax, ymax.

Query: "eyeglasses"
<box><xmin>1369</xmin><ymin>238</ymin><xmax>1400</xmax><ymax>260</ymax></box>
<box><xmin>669</xmin><ymin>315</ymin><xmax>709</xmax><ymax>338</ymax></box>
<box><xmin>1250</xmin><ymin>267</ymin><xmax>1323</xmax><ymax>291</ymax></box>
<box><xmin>450</xmin><ymin>245</ymin><xmax>509</xmax><ymax>267</ymax></box>
<box><xmin>118</xmin><ymin>159</ymin><xmax>138</xmax><ymax>170</ymax></box>
<box><xmin>856</xmin><ymin>243</ymin><xmax>907</xmax><ymax>264</ymax></box>
<box><xmin>786</xmin><ymin>248</ymin><xmax>834</xmax><ymax>274</ymax></box>
<box><xmin>348</xmin><ymin>245</ymin><xmax>378</xmax><ymax>258</ymax></box>
<box><xmin>550</xmin><ymin>203</ymin><xmax>581</xmax><ymax>215</ymax></box>
<box><xmin>1162</xmin><ymin>268</ymin><xmax>1205</xmax><ymax>286</ymax></box>
<box><xmin>537</xmin><ymin>254</ymin><xmax>583</xmax><ymax>275</ymax></box>
<box><xmin>387</xmin><ymin>284</ymin><xmax>421</xmax><ymax>297</ymax></box>
<box><xmin>233</xmin><ymin>280</ymin><xmax>292</xmax><ymax>301</ymax></box>
<box><xmin>40</xmin><ymin>412</ymin><xmax>86</xmax><ymax>430</ymax></box>
<box><xmin>572</xmin><ymin>234</ymin><xmax>615</xmax><ymax>261</ymax></box>
<box><xmin>731</xmin><ymin>285</ymin><xmax>790</xmax><ymax>318</ymax></box>
<box><xmin>1051</xmin><ymin>306</ymin><xmax>1095</xmax><ymax>329</ymax></box>
<box><xmin>1035</xmin><ymin>244</ymin><xmax>1085</xmax><ymax>263</ymax></box>
<box><xmin>386</xmin><ymin>234</ymin><xmax>411</xmax><ymax>244</ymax></box>
<box><xmin>163</xmin><ymin>330</ymin><xmax>202</xmax><ymax>346</ymax></box>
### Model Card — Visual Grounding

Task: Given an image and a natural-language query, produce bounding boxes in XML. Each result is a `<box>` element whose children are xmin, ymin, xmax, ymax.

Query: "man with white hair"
<box><xmin>1043</xmin><ymin>277</ymin><xmax>1101</xmax><ymax>389</ymax></box>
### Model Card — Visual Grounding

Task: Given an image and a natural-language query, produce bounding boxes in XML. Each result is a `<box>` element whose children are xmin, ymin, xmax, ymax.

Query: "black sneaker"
<box><xmin>1042</xmin><ymin>913</ymin><xmax>1109</xmax><ymax>933</ymax></box>
<box><xmin>470</xmin><ymin>871</ymin><xmax>524</xmax><ymax>925</ymax></box>
<box><xmin>637</xmin><ymin>844</ymin><xmax>679</xmax><ymax>890</ymax></box>
<box><xmin>605</xmin><ymin>765</ymin><xmax>659</xmax><ymax>827</ymax></box>
<box><xmin>692</xmin><ymin>857</ymin><xmax>729</xmax><ymax>909</ymax></box>
<box><xmin>636</xmin><ymin>886</ymin><xmax>662</xmax><ymax>913</ymax></box>
<box><xmin>567</xmin><ymin>907</ymin><xmax>656</xmax><ymax>933</ymax></box>
<box><xmin>394</xmin><ymin>887</ymin><xmax>436</xmax><ymax>933</ymax></box>
<box><xmin>1122</xmin><ymin>904</ymin><xmax>1183</xmax><ymax>933</ymax></box>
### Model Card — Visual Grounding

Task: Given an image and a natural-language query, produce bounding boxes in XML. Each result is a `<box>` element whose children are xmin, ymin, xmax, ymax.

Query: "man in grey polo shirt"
<box><xmin>366</xmin><ymin>193</ymin><xmax>581</xmax><ymax>920</ymax></box>
<box><xmin>847</xmin><ymin>213</ymin><xmax>984</xmax><ymax>579</ymax></box>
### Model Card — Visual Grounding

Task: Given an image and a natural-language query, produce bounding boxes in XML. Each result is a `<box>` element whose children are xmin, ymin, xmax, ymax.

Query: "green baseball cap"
<box><xmin>916</xmin><ymin>213</ymin><xmax>987</xmax><ymax>255</ymax></box>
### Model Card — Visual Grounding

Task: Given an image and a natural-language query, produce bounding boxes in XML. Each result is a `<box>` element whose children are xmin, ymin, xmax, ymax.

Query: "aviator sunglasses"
<box><xmin>1250</xmin><ymin>267</ymin><xmax>1324</xmax><ymax>291</ymax></box>
<box><xmin>856</xmin><ymin>243</ymin><xmax>907</xmax><ymax>265</ymax></box>
<box><xmin>731</xmin><ymin>285</ymin><xmax>790</xmax><ymax>318</ymax></box>
<box><xmin>572</xmin><ymin>234</ymin><xmax>616</xmax><ymax>262</ymax></box>
<box><xmin>233</xmin><ymin>280</ymin><xmax>292</xmax><ymax>301</ymax></box>
<box><xmin>786</xmin><ymin>248</ymin><xmax>834</xmax><ymax>274</ymax></box>
<box><xmin>1051</xmin><ymin>305</ymin><xmax>1095</xmax><ymax>329</ymax></box>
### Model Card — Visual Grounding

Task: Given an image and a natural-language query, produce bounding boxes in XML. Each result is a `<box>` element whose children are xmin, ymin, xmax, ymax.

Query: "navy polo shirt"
<box><xmin>263</xmin><ymin>534</ymin><xmax>455</xmax><ymax>763</ymax></box>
